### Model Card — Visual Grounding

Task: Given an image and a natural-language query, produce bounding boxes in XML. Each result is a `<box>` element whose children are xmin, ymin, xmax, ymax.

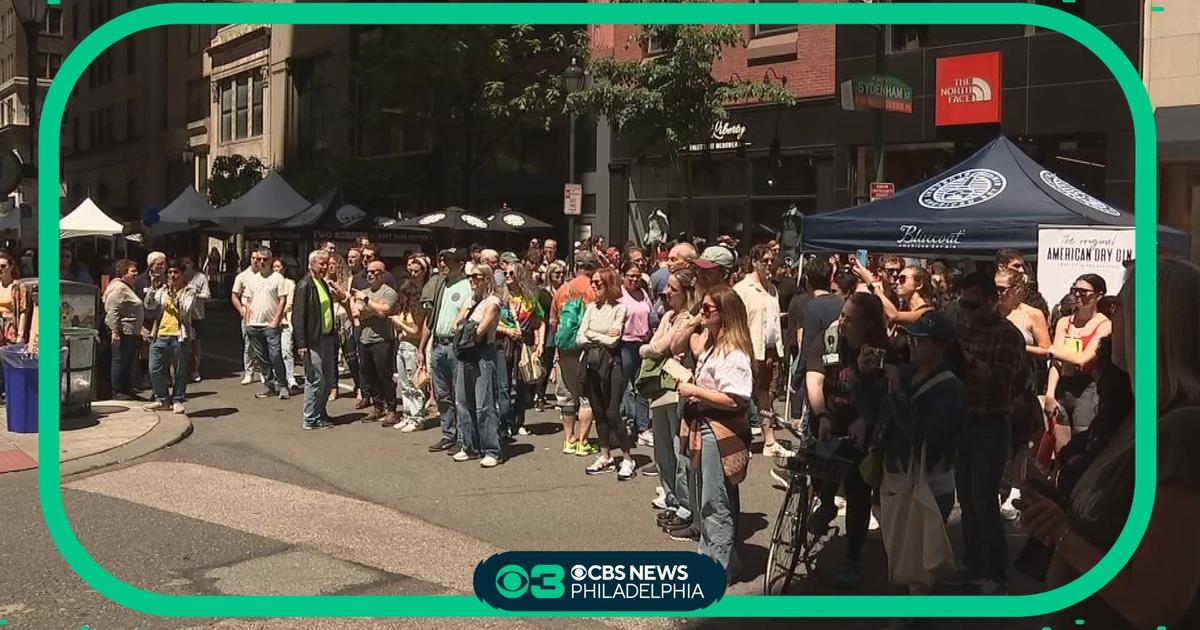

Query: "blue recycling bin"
<box><xmin>1</xmin><ymin>345</ymin><xmax>63</xmax><ymax>434</ymax></box>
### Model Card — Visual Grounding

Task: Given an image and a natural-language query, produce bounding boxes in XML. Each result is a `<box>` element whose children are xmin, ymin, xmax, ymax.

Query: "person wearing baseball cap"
<box><xmin>879</xmin><ymin>309</ymin><xmax>967</xmax><ymax>601</ymax></box>
<box><xmin>420</xmin><ymin>247</ymin><xmax>472</xmax><ymax>454</ymax></box>
<box><xmin>691</xmin><ymin>245</ymin><xmax>736</xmax><ymax>295</ymax></box>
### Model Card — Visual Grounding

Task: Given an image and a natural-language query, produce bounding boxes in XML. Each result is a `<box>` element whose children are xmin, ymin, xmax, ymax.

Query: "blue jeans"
<box><xmin>280</xmin><ymin>326</ymin><xmax>297</xmax><ymax>387</ymax></box>
<box><xmin>956</xmin><ymin>418</ymin><xmax>1011</xmax><ymax>583</ymax></box>
<box><xmin>431</xmin><ymin>341</ymin><xmax>459</xmax><ymax>444</ymax></box>
<box><xmin>302</xmin><ymin>335</ymin><xmax>338</xmax><ymax>426</ymax></box>
<box><xmin>619</xmin><ymin>342</ymin><xmax>651</xmax><ymax>433</ymax></box>
<box><xmin>395</xmin><ymin>341</ymin><xmax>426</xmax><ymax>422</ymax></box>
<box><xmin>652</xmin><ymin>401</ymin><xmax>690</xmax><ymax>519</ymax></box>
<box><xmin>455</xmin><ymin>345</ymin><xmax>503</xmax><ymax>459</ymax></box>
<box><xmin>149</xmin><ymin>337</ymin><xmax>191</xmax><ymax>403</ymax></box>
<box><xmin>692</xmin><ymin>421</ymin><xmax>741</xmax><ymax>578</ymax></box>
<box><xmin>111</xmin><ymin>335</ymin><xmax>140</xmax><ymax>395</ymax></box>
<box><xmin>241</xmin><ymin>320</ymin><xmax>255</xmax><ymax>375</ymax></box>
<box><xmin>496</xmin><ymin>346</ymin><xmax>514</xmax><ymax>434</ymax></box>
<box><xmin>246</xmin><ymin>326</ymin><xmax>288</xmax><ymax>393</ymax></box>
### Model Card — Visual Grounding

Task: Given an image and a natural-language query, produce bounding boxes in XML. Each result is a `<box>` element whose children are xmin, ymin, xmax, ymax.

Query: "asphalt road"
<box><xmin>0</xmin><ymin>306</ymin><xmax>1050</xmax><ymax>629</ymax></box>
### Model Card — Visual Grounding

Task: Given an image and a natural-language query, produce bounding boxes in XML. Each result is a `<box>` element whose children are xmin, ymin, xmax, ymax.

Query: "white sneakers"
<box><xmin>617</xmin><ymin>458</ymin><xmax>637</xmax><ymax>480</ymax></box>
<box><xmin>651</xmin><ymin>487</ymin><xmax>669</xmax><ymax>510</ymax></box>
<box><xmin>142</xmin><ymin>401</ymin><xmax>166</xmax><ymax>411</ymax></box>
<box><xmin>637</xmin><ymin>431</ymin><xmax>655</xmax><ymax>447</ymax></box>
<box><xmin>480</xmin><ymin>456</ymin><xmax>499</xmax><ymax>468</ymax></box>
<box><xmin>172</xmin><ymin>402</ymin><xmax>186</xmax><ymax>415</ymax></box>
<box><xmin>240</xmin><ymin>372</ymin><xmax>257</xmax><ymax>386</ymax></box>
<box><xmin>761</xmin><ymin>442</ymin><xmax>796</xmax><ymax>458</ymax></box>
<box><xmin>452</xmin><ymin>451</ymin><xmax>471</xmax><ymax>462</ymax></box>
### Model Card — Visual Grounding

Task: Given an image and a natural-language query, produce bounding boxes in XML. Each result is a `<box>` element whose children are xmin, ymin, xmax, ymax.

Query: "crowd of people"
<box><xmin>92</xmin><ymin>229</ymin><xmax>1200</xmax><ymax>628</ymax></box>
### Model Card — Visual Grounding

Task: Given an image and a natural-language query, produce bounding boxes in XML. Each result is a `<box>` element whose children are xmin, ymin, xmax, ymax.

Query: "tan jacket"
<box><xmin>103</xmin><ymin>279</ymin><xmax>145</xmax><ymax>337</ymax></box>
<box><xmin>734</xmin><ymin>276</ymin><xmax>784</xmax><ymax>361</ymax></box>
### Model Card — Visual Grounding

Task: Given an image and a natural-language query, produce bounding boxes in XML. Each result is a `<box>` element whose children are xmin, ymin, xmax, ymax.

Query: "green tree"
<box><xmin>355</xmin><ymin>24</ymin><xmax>588</xmax><ymax>210</ymax></box>
<box><xmin>567</xmin><ymin>4</ymin><xmax>796</xmax><ymax>207</ymax></box>
<box><xmin>207</xmin><ymin>154</ymin><xmax>267</xmax><ymax>207</ymax></box>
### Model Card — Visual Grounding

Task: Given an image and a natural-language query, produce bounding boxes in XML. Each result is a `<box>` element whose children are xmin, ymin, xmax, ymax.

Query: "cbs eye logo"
<box><xmin>495</xmin><ymin>564</ymin><xmax>565</xmax><ymax>599</ymax></box>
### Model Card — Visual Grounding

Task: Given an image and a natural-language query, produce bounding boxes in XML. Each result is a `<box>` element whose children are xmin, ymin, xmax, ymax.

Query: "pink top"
<box><xmin>620</xmin><ymin>286</ymin><xmax>652</xmax><ymax>343</ymax></box>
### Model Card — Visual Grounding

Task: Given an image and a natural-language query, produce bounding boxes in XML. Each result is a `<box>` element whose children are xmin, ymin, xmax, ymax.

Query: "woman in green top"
<box><xmin>1019</xmin><ymin>258</ymin><xmax>1200</xmax><ymax>629</ymax></box>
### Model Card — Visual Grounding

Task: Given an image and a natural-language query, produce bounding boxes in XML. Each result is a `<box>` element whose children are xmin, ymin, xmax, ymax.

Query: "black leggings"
<box><xmin>537</xmin><ymin>345</ymin><xmax>557</xmax><ymax>400</ymax></box>
<box><xmin>583</xmin><ymin>346</ymin><xmax>632</xmax><ymax>452</ymax></box>
<box><xmin>818</xmin><ymin>440</ymin><xmax>872</xmax><ymax>563</ymax></box>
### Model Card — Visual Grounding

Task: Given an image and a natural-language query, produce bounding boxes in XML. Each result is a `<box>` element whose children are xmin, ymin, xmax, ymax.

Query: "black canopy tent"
<box><xmin>800</xmin><ymin>136</ymin><xmax>1191</xmax><ymax>257</ymax></box>
<box><xmin>244</xmin><ymin>188</ymin><xmax>434</xmax><ymax>249</ymax></box>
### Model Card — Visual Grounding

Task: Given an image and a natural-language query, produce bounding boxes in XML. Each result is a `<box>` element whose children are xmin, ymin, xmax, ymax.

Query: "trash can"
<box><xmin>0</xmin><ymin>344</ymin><xmax>65</xmax><ymax>433</ymax></box>
<box><xmin>62</xmin><ymin>328</ymin><xmax>99</xmax><ymax>417</ymax></box>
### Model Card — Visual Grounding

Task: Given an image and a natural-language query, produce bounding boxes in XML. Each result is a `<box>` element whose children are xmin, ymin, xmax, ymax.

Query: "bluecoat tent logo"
<box><xmin>1039</xmin><ymin>170</ymin><xmax>1121</xmax><ymax>217</ymax></box>
<box><xmin>918</xmin><ymin>168</ymin><xmax>1007</xmax><ymax>210</ymax></box>
<box><xmin>474</xmin><ymin>551</ymin><xmax>727</xmax><ymax>611</ymax></box>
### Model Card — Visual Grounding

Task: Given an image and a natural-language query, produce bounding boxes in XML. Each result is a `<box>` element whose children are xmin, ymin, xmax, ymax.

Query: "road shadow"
<box><xmin>188</xmin><ymin>407</ymin><xmax>238</xmax><ymax>419</ymax></box>
<box><xmin>329</xmin><ymin>413</ymin><xmax>365</xmax><ymax>426</ymax></box>
<box><xmin>504</xmin><ymin>443</ymin><xmax>536</xmax><ymax>460</ymax></box>
<box><xmin>60</xmin><ymin>414</ymin><xmax>101</xmax><ymax>431</ymax></box>
<box><xmin>523</xmin><ymin>421</ymin><xmax>562</xmax><ymax>436</ymax></box>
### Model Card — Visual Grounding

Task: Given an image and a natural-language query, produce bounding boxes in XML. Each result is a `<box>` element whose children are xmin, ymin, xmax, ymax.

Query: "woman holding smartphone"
<box><xmin>1019</xmin><ymin>258</ymin><xmax>1200</xmax><ymax>629</ymax></box>
<box><xmin>1044</xmin><ymin>274</ymin><xmax>1111</xmax><ymax>434</ymax></box>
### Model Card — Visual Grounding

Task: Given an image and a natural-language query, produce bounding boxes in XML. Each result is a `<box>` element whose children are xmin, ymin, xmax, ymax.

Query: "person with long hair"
<box><xmin>578</xmin><ymin>267</ymin><xmax>634</xmax><ymax>479</ymax></box>
<box><xmin>856</xmin><ymin>260</ymin><xmax>935</xmax><ymax>326</ymax></box>
<box><xmin>535</xmin><ymin>260</ymin><xmax>566</xmax><ymax>410</ymax></box>
<box><xmin>451</xmin><ymin>264</ymin><xmax>504</xmax><ymax>468</ymax></box>
<box><xmin>501</xmin><ymin>262</ymin><xmax>546</xmax><ymax>437</ymax></box>
<box><xmin>676</xmin><ymin>286</ymin><xmax>756</xmax><ymax>581</ymax></box>
<box><xmin>406</xmin><ymin>254</ymin><xmax>430</xmax><ymax>288</ymax></box>
<box><xmin>1020</xmin><ymin>258</ymin><xmax>1200</xmax><ymax>629</ymax></box>
<box><xmin>1044</xmin><ymin>273</ymin><xmax>1111</xmax><ymax>435</ymax></box>
<box><xmin>619</xmin><ymin>261</ymin><xmax>655</xmax><ymax>448</ymax></box>
<box><xmin>805</xmin><ymin>291</ymin><xmax>892</xmax><ymax>590</ymax></box>
<box><xmin>325</xmin><ymin>253</ymin><xmax>353</xmax><ymax>401</ymax></box>
<box><xmin>641</xmin><ymin>268</ymin><xmax>702</xmax><ymax>537</ymax></box>
<box><xmin>104</xmin><ymin>258</ymin><xmax>145</xmax><ymax>401</ymax></box>
<box><xmin>390</xmin><ymin>279</ymin><xmax>427</xmax><ymax>431</ymax></box>
<box><xmin>181</xmin><ymin>256</ymin><xmax>211</xmax><ymax>383</ymax></box>
<box><xmin>272</xmin><ymin>258</ymin><xmax>301</xmax><ymax>393</ymax></box>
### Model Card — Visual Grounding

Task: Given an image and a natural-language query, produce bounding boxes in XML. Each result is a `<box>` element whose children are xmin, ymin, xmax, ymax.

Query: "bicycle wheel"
<box><xmin>763</xmin><ymin>481</ymin><xmax>807</xmax><ymax>595</ymax></box>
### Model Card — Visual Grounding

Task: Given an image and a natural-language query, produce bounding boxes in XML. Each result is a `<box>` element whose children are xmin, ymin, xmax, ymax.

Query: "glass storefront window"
<box><xmin>751</xmin><ymin>155</ymin><xmax>818</xmax><ymax>197</ymax></box>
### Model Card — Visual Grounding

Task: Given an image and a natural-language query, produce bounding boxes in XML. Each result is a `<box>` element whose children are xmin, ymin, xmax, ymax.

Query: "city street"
<box><xmin>0</xmin><ymin>306</ymin><xmax>1042</xmax><ymax>629</ymax></box>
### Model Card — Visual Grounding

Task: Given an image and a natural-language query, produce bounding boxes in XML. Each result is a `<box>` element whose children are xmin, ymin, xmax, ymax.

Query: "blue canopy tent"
<box><xmin>801</xmin><ymin>136</ymin><xmax>1191</xmax><ymax>257</ymax></box>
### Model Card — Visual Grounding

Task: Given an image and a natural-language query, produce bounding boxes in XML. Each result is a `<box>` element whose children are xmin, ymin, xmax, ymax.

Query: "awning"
<box><xmin>1157</xmin><ymin>105</ymin><xmax>1200</xmax><ymax>161</ymax></box>
<box><xmin>212</xmin><ymin>172</ymin><xmax>312</xmax><ymax>231</ymax></box>
<box><xmin>60</xmin><ymin>197</ymin><xmax>124</xmax><ymax>239</ymax></box>
<box><xmin>148</xmin><ymin>186</ymin><xmax>217</xmax><ymax>236</ymax></box>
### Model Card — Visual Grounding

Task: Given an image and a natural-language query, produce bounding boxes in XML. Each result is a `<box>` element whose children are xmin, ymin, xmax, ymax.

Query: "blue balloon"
<box><xmin>142</xmin><ymin>206</ymin><xmax>161</xmax><ymax>227</ymax></box>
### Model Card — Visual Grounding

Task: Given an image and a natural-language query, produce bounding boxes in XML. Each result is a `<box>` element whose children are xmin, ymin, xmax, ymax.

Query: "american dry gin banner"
<box><xmin>1037</xmin><ymin>226</ymin><xmax>1135</xmax><ymax>306</ymax></box>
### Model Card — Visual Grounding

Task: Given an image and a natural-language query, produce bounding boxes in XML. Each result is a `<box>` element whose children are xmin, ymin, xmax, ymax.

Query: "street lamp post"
<box><xmin>14</xmin><ymin>0</ymin><xmax>48</xmax><ymax>177</ymax></box>
<box><xmin>563</xmin><ymin>58</ymin><xmax>584</xmax><ymax>256</ymax></box>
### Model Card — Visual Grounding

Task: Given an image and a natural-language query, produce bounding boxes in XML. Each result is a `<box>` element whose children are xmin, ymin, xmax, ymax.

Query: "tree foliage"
<box><xmin>568</xmin><ymin>1</ymin><xmax>796</xmax><ymax>158</ymax></box>
<box><xmin>207</xmin><ymin>154</ymin><xmax>267</xmax><ymax>207</ymax></box>
<box><xmin>355</xmin><ymin>24</ymin><xmax>589</xmax><ymax>208</ymax></box>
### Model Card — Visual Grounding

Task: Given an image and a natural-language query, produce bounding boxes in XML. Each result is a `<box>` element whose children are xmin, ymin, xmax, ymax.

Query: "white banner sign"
<box><xmin>1037</xmin><ymin>226</ymin><xmax>1135</xmax><ymax>306</ymax></box>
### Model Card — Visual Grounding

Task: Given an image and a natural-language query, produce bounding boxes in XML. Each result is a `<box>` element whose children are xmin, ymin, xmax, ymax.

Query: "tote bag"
<box><xmin>879</xmin><ymin>444</ymin><xmax>955</xmax><ymax>588</ymax></box>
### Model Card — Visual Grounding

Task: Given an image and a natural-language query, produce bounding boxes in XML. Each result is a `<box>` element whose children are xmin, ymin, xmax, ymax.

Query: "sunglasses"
<box><xmin>995</xmin><ymin>285</ymin><xmax>1012</xmax><ymax>295</ymax></box>
<box><xmin>1070</xmin><ymin>287</ymin><xmax>1097</xmax><ymax>297</ymax></box>
<box><xmin>367</xmin><ymin>269</ymin><xmax>382</xmax><ymax>275</ymax></box>
<box><xmin>470</xmin><ymin>274</ymin><xmax>485</xmax><ymax>280</ymax></box>
<box><xmin>899</xmin><ymin>274</ymin><xmax>914</xmax><ymax>283</ymax></box>
<box><xmin>700</xmin><ymin>303</ymin><xmax>719</xmax><ymax>315</ymax></box>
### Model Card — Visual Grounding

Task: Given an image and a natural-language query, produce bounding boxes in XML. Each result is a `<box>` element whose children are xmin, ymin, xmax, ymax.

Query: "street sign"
<box><xmin>0</xmin><ymin>150</ymin><xmax>22</xmax><ymax>198</ymax></box>
<box><xmin>563</xmin><ymin>183</ymin><xmax>582</xmax><ymax>216</ymax></box>
<box><xmin>840</xmin><ymin>75</ymin><xmax>913</xmax><ymax>114</ymax></box>
<box><xmin>870</xmin><ymin>182</ymin><xmax>895</xmax><ymax>202</ymax></box>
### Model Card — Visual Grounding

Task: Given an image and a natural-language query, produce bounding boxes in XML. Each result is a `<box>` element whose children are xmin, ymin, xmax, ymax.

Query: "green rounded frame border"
<box><xmin>37</xmin><ymin>2</ymin><xmax>1159</xmax><ymax>619</ymax></box>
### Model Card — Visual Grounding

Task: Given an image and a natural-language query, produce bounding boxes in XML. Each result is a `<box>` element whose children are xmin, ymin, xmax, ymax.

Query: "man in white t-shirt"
<box><xmin>232</xmin><ymin>247</ymin><xmax>290</xmax><ymax>399</ymax></box>
<box><xmin>232</xmin><ymin>259</ymin><xmax>260</xmax><ymax>385</ymax></box>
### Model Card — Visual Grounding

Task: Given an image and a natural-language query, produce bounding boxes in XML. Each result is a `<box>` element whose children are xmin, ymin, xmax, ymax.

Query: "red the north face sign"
<box><xmin>935</xmin><ymin>52</ymin><xmax>1002</xmax><ymax>127</ymax></box>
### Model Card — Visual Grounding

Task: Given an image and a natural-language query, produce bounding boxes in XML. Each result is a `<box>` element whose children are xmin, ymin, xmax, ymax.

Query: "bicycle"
<box><xmin>762</xmin><ymin>441</ymin><xmax>855</xmax><ymax>595</ymax></box>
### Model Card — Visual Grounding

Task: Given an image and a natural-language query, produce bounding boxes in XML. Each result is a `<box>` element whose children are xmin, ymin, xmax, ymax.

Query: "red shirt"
<box><xmin>551</xmin><ymin>274</ymin><xmax>595</xmax><ymax>327</ymax></box>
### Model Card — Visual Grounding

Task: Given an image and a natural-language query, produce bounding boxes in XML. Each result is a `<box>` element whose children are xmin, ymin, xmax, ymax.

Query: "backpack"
<box><xmin>554</xmin><ymin>297</ymin><xmax>585</xmax><ymax>351</ymax></box>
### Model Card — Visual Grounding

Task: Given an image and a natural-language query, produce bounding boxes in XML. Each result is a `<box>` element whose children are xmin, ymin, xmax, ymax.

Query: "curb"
<box><xmin>7</xmin><ymin>412</ymin><xmax>193</xmax><ymax>482</ymax></box>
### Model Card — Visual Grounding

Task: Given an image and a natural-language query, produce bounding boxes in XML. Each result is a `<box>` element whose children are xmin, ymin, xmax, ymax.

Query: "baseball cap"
<box><xmin>692</xmin><ymin>245</ymin><xmax>735</xmax><ymax>270</ymax></box>
<box><xmin>899</xmin><ymin>311</ymin><xmax>957</xmax><ymax>344</ymax></box>
<box><xmin>499</xmin><ymin>251</ymin><xmax>521</xmax><ymax>265</ymax></box>
<box><xmin>438</xmin><ymin>248</ymin><xmax>470</xmax><ymax>265</ymax></box>
<box><xmin>575</xmin><ymin>250</ymin><xmax>599</xmax><ymax>269</ymax></box>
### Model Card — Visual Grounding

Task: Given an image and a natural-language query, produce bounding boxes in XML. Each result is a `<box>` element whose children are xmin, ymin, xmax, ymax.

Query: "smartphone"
<box><xmin>856</xmin><ymin>249</ymin><xmax>869</xmax><ymax>268</ymax></box>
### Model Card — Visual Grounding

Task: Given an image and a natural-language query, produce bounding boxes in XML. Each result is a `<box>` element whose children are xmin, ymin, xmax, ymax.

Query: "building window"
<box><xmin>752</xmin><ymin>0</ymin><xmax>797</xmax><ymax>37</ymax></box>
<box><xmin>219</xmin><ymin>70</ymin><xmax>263</xmax><ymax>143</ymax></box>
<box><xmin>126</xmin><ymin>98</ymin><xmax>136</xmax><ymax>140</ymax></box>
<box><xmin>294</xmin><ymin>55</ymin><xmax>332</xmax><ymax>158</ymax></box>
<box><xmin>0</xmin><ymin>58</ymin><xmax>6</xmax><ymax>82</ymax></box>
<box><xmin>42</xmin><ymin>7</ymin><xmax>64</xmax><ymax>35</ymax></box>
<box><xmin>197</xmin><ymin>154</ymin><xmax>208</xmax><ymax>193</ymax></box>
<box><xmin>186</xmin><ymin>78</ymin><xmax>207</xmax><ymax>122</ymax></box>
<box><xmin>39</xmin><ymin>53</ymin><xmax>63</xmax><ymax>79</ymax></box>
<box><xmin>645</xmin><ymin>30</ymin><xmax>667</xmax><ymax>56</ymax></box>
<box><xmin>71</xmin><ymin>5</ymin><xmax>77</xmax><ymax>39</ymax></box>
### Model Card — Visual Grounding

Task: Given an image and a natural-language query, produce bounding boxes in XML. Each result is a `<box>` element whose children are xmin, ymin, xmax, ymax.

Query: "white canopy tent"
<box><xmin>149</xmin><ymin>186</ymin><xmax>217</xmax><ymax>236</ymax></box>
<box><xmin>212</xmin><ymin>171</ymin><xmax>312</xmax><ymax>231</ymax></box>
<box><xmin>60</xmin><ymin>197</ymin><xmax>123</xmax><ymax>239</ymax></box>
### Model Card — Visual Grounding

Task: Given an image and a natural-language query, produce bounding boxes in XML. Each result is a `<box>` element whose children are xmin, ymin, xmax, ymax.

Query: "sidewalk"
<box><xmin>0</xmin><ymin>401</ymin><xmax>184</xmax><ymax>474</ymax></box>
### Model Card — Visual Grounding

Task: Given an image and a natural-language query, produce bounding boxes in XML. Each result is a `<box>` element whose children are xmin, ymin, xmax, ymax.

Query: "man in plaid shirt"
<box><xmin>952</xmin><ymin>271</ymin><xmax>1029</xmax><ymax>595</ymax></box>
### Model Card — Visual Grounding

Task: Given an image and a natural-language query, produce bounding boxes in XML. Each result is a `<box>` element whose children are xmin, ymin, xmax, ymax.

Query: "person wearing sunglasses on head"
<box><xmin>950</xmin><ymin>271</ymin><xmax>1030</xmax><ymax>595</ymax></box>
<box><xmin>141</xmin><ymin>259</ymin><xmax>198</xmax><ymax>415</ymax></box>
<box><xmin>1044</xmin><ymin>274</ymin><xmax>1112</xmax><ymax>437</ymax></box>
<box><xmin>578</xmin><ymin>267</ymin><xmax>635</xmax><ymax>479</ymax></box>
<box><xmin>450</xmin><ymin>264</ymin><xmax>505</xmax><ymax>468</ymax></box>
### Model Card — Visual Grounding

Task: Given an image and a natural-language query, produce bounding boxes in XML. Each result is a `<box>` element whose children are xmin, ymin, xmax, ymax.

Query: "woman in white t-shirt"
<box><xmin>673</xmin><ymin>285</ymin><xmax>755</xmax><ymax>582</ymax></box>
<box><xmin>451</xmin><ymin>264</ymin><xmax>504</xmax><ymax>468</ymax></box>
